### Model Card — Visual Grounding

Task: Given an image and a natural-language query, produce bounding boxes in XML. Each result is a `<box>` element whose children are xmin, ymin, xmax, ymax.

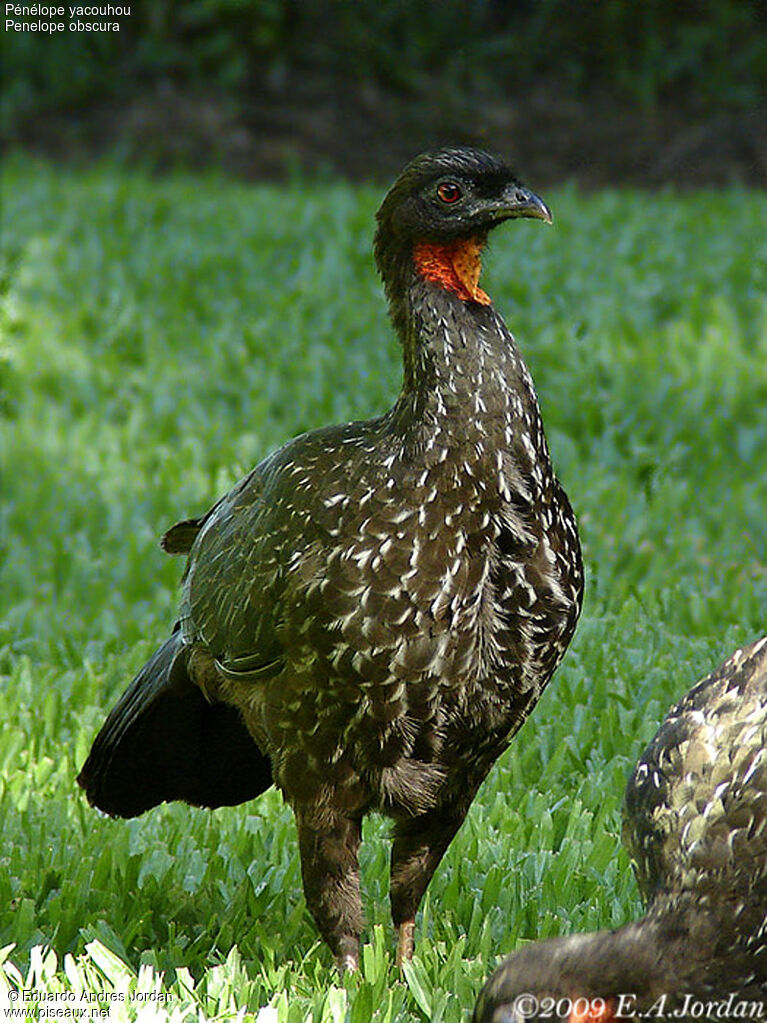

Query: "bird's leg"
<box><xmin>295</xmin><ymin>810</ymin><xmax>364</xmax><ymax>974</ymax></box>
<box><xmin>395</xmin><ymin>918</ymin><xmax>415</xmax><ymax>966</ymax></box>
<box><xmin>390</xmin><ymin>808</ymin><xmax>466</xmax><ymax>964</ymax></box>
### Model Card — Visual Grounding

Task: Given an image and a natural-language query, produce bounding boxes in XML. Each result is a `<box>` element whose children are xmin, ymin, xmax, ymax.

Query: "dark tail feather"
<box><xmin>77</xmin><ymin>630</ymin><xmax>273</xmax><ymax>817</ymax></box>
<box><xmin>161</xmin><ymin>517</ymin><xmax>204</xmax><ymax>555</ymax></box>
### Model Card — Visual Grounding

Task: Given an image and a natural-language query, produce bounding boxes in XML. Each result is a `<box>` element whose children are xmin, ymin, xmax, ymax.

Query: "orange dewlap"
<box><xmin>413</xmin><ymin>238</ymin><xmax>491</xmax><ymax>305</ymax></box>
<box><xmin>569</xmin><ymin>1000</ymin><xmax>615</xmax><ymax>1023</ymax></box>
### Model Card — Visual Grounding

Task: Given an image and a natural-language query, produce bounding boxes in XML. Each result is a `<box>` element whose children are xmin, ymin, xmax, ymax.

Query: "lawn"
<box><xmin>1</xmin><ymin>157</ymin><xmax>765</xmax><ymax>1021</ymax></box>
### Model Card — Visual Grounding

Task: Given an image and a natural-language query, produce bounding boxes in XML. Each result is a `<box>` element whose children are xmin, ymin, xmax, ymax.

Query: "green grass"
<box><xmin>1</xmin><ymin>156</ymin><xmax>766</xmax><ymax>1021</ymax></box>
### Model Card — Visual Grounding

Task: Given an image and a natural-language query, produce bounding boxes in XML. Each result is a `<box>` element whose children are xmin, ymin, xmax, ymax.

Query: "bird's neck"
<box><xmin>594</xmin><ymin>896</ymin><xmax>755</xmax><ymax>1007</ymax></box>
<box><xmin>531</xmin><ymin>911</ymin><xmax>718</xmax><ymax>1009</ymax></box>
<box><xmin>390</xmin><ymin>274</ymin><xmax>544</xmax><ymax>450</ymax></box>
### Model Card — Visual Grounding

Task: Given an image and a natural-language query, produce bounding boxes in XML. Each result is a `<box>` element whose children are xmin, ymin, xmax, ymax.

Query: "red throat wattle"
<box><xmin>413</xmin><ymin>238</ymin><xmax>491</xmax><ymax>305</ymax></box>
<box><xmin>569</xmin><ymin>1000</ymin><xmax>616</xmax><ymax>1023</ymax></box>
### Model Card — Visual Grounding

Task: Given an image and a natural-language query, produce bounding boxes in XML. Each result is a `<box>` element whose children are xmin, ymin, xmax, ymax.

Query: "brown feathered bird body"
<box><xmin>473</xmin><ymin>637</ymin><xmax>767</xmax><ymax>1022</ymax></box>
<box><xmin>78</xmin><ymin>148</ymin><xmax>583</xmax><ymax>970</ymax></box>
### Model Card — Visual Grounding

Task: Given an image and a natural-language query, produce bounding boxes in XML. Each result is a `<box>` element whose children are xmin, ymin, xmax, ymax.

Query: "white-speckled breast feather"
<box><xmin>179</xmin><ymin>288</ymin><xmax>582</xmax><ymax>814</ymax></box>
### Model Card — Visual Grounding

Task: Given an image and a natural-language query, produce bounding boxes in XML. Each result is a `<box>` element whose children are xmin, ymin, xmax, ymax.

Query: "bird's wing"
<box><xmin>178</xmin><ymin>456</ymin><xmax>288</xmax><ymax>670</ymax></box>
<box><xmin>176</xmin><ymin>418</ymin><xmax>394</xmax><ymax>684</ymax></box>
<box><xmin>177</xmin><ymin>421</ymin><xmax>379</xmax><ymax>679</ymax></box>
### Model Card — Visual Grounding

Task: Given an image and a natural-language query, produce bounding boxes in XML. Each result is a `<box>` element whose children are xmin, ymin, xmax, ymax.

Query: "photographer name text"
<box><xmin>4</xmin><ymin>989</ymin><xmax>170</xmax><ymax>1020</ymax></box>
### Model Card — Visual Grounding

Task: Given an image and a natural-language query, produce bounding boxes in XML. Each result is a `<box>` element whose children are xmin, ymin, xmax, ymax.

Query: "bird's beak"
<box><xmin>495</xmin><ymin>185</ymin><xmax>553</xmax><ymax>225</ymax></box>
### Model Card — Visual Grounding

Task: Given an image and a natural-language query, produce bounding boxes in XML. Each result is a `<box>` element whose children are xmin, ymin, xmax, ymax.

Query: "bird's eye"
<box><xmin>437</xmin><ymin>182</ymin><xmax>462</xmax><ymax>204</ymax></box>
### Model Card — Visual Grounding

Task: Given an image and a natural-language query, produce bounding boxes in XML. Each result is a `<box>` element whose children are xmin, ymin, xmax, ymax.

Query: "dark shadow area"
<box><xmin>3</xmin><ymin>2</ymin><xmax>766</xmax><ymax>184</ymax></box>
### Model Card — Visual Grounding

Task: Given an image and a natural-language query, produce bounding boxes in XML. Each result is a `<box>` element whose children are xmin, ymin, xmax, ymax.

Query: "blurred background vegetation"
<box><xmin>3</xmin><ymin>0</ymin><xmax>766</xmax><ymax>184</ymax></box>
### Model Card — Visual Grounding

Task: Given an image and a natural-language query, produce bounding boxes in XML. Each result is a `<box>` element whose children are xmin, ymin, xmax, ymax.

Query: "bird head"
<box><xmin>374</xmin><ymin>147</ymin><xmax>551</xmax><ymax>308</ymax></box>
<box><xmin>473</xmin><ymin>938</ymin><xmax>617</xmax><ymax>1023</ymax></box>
<box><xmin>471</xmin><ymin>926</ymin><xmax>685</xmax><ymax>1023</ymax></box>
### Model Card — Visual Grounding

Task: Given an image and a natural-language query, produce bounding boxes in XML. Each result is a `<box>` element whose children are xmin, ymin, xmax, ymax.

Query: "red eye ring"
<box><xmin>437</xmin><ymin>182</ymin><xmax>462</xmax><ymax>204</ymax></box>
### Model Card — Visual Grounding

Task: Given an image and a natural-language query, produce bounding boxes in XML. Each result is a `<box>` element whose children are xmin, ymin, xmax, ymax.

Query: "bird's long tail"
<box><xmin>77</xmin><ymin>629</ymin><xmax>273</xmax><ymax>817</ymax></box>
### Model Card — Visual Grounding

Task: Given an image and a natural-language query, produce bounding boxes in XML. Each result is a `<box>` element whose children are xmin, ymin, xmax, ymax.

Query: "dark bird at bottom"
<box><xmin>473</xmin><ymin>637</ymin><xmax>767</xmax><ymax>1022</ymax></box>
<box><xmin>78</xmin><ymin>148</ymin><xmax>583</xmax><ymax>972</ymax></box>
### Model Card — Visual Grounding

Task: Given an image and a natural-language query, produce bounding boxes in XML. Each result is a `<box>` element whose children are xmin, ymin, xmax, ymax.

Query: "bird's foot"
<box><xmin>334</xmin><ymin>936</ymin><xmax>360</xmax><ymax>975</ymax></box>
<box><xmin>335</xmin><ymin>951</ymin><xmax>359</xmax><ymax>974</ymax></box>
<box><xmin>395</xmin><ymin>919</ymin><xmax>415</xmax><ymax>966</ymax></box>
